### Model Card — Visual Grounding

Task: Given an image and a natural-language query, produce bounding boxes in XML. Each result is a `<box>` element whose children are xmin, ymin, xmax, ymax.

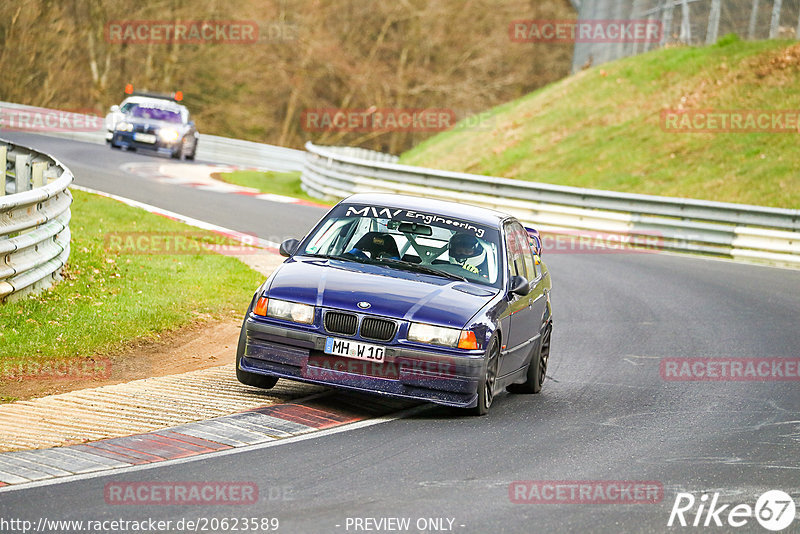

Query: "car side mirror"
<box><xmin>109</xmin><ymin>105</ymin><xmax>120</xmax><ymax>113</ymax></box>
<box><xmin>509</xmin><ymin>275</ymin><xmax>529</xmax><ymax>297</ymax></box>
<box><xmin>279</xmin><ymin>238</ymin><xmax>300</xmax><ymax>257</ymax></box>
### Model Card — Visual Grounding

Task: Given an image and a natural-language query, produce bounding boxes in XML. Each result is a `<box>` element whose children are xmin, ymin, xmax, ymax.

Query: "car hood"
<box><xmin>266</xmin><ymin>258</ymin><xmax>499</xmax><ymax>328</ymax></box>
<box><xmin>126</xmin><ymin>116</ymin><xmax>185</xmax><ymax>129</ymax></box>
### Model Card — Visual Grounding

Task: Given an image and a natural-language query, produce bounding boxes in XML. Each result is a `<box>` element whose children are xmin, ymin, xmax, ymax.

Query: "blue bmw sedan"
<box><xmin>236</xmin><ymin>193</ymin><xmax>552</xmax><ymax>415</ymax></box>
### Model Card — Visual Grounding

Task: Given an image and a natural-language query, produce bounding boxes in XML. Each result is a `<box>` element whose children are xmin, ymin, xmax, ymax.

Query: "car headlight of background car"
<box><xmin>115</xmin><ymin>122</ymin><xmax>133</xmax><ymax>132</ymax></box>
<box><xmin>253</xmin><ymin>297</ymin><xmax>315</xmax><ymax>325</ymax></box>
<box><xmin>158</xmin><ymin>128</ymin><xmax>180</xmax><ymax>143</ymax></box>
<box><xmin>408</xmin><ymin>323</ymin><xmax>478</xmax><ymax>350</ymax></box>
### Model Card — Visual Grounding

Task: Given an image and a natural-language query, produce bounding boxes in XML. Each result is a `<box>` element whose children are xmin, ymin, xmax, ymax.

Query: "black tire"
<box><xmin>187</xmin><ymin>139</ymin><xmax>197</xmax><ymax>160</ymax></box>
<box><xmin>172</xmin><ymin>137</ymin><xmax>188</xmax><ymax>160</ymax></box>
<box><xmin>464</xmin><ymin>336</ymin><xmax>500</xmax><ymax>416</ymax></box>
<box><xmin>235</xmin><ymin>322</ymin><xmax>278</xmax><ymax>389</ymax></box>
<box><xmin>507</xmin><ymin>321</ymin><xmax>551</xmax><ymax>394</ymax></box>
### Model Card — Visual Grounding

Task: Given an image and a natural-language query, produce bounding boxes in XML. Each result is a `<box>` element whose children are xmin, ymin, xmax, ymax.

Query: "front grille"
<box><xmin>361</xmin><ymin>317</ymin><xmax>397</xmax><ymax>341</ymax></box>
<box><xmin>324</xmin><ymin>311</ymin><xmax>358</xmax><ymax>336</ymax></box>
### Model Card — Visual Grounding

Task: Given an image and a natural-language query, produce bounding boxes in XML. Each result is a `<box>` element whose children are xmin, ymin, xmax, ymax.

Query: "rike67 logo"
<box><xmin>668</xmin><ymin>490</ymin><xmax>796</xmax><ymax>531</ymax></box>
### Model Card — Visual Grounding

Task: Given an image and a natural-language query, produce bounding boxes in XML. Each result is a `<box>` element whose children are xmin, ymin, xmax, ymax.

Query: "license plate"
<box><xmin>134</xmin><ymin>133</ymin><xmax>157</xmax><ymax>143</ymax></box>
<box><xmin>324</xmin><ymin>337</ymin><xmax>385</xmax><ymax>362</ymax></box>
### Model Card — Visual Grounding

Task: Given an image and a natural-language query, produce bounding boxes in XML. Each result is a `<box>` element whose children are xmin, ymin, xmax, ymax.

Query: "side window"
<box><xmin>507</xmin><ymin>222</ymin><xmax>538</xmax><ymax>280</ymax></box>
<box><xmin>504</xmin><ymin>223</ymin><xmax>527</xmax><ymax>279</ymax></box>
<box><xmin>516</xmin><ymin>226</ymin><xmax>539</xmax><ymax>280</ymax></box>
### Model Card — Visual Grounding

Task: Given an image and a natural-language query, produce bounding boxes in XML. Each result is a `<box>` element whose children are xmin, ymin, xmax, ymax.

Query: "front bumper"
<box><xmin>111</xmin><ymin>131</ymin><xmax>179</xmax><ymax>155</ymax></box>
<box><xmin>240</xmin><ymin>317</ymin><xmax>485</xmax><ymax>408</ymax></box>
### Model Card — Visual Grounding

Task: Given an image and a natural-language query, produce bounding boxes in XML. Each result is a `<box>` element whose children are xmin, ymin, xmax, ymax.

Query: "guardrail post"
<box><xmin>0</xmin><ymin>145</ymin><xmax>6</xmax><ymax>196</ymax></box>
<box><xmin>15</xmin><ymin>153</ymin><xmax>31</xmax><ymax>193</ymax></box>
<box><xmin>32</xmin><ymin>161</ymin><xmax>47</xmax><ymax>189</ymax></box>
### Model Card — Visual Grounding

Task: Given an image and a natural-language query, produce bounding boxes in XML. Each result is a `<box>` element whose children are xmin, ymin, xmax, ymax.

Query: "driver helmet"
<box><xmin>449</xmin><ymin>233</ymin><xmax>484</xmax><ymax>264</ymax></box>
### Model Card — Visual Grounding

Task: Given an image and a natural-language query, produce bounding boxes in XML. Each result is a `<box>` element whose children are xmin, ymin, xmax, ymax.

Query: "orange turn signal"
<box><xmin>457</xmin><ymin>331</ymin><xmax>478</xmax><ymax>350</ymax></box>
<box><xmin>124</xmin><ymin>83</ymin><xmax>133</xmax><ymax>94</ymax></box>
<box><xmin>174</xmin><ymin>90</ymin><xmax>183</xmax><ymax>102</ymax></box>
<box><xmin>253</xmin><ymin>296</ymin><xmax>269</xmax><ymax>316</ymax></box>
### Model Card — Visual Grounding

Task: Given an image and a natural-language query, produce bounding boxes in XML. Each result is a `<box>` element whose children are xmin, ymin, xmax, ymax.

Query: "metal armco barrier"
<box><xmin>301</xmin><ymin>142</ymin><xmax>800</xmax><ymax>267</ymax></box>
<box><xmin>1</xmin><ymin>138</ymin><xmax>73</xmax><ymax>302</ymax></box>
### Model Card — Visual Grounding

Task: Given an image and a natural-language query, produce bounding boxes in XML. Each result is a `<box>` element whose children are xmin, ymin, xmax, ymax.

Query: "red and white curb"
<box><xmin>0</xmin><ymin>393</ymin><xmax>417</xmax><ymax>489</ymax></box>
<box><xmin>121</xmin><ymin>162</ymin><xmax>328</xmax><ymax>207</ymax></box>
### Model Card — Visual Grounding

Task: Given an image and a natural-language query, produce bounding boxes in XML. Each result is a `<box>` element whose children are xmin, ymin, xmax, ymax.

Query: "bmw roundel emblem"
<box><xmin>357</xmin><ymin>301</ymin><xmax>371</xmax><ymax>310</ymax></box>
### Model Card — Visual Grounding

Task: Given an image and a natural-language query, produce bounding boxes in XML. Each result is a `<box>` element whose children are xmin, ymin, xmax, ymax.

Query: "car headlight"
<box><xmin>159</xmin><ymin>128</ymin><xmax>180</xmax><ymax>142</ymax></box>
<box><xmin>408</xmin><ymin>323</ymin><xmax>479</xmax><ymax>349</ymax></box>
<box><xmin>255</xmin><ymin>298</ymin><xmax>315</xmax><ymax>324</ymax></box>
<box><xmin>408</xmin><ymin>323</ymin><xmax>462</xmax><ymax>347</ymax></box>
<box><xmin>115</xmin><ymin>122</ymin><xmax>133</xmax><ymax>132</ymax></box>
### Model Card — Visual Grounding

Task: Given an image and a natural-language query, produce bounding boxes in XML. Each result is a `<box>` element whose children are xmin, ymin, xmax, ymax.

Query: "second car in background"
<box><xmin>106</xmin><ymin>90</ymin><xmax>198</xmax><ymax>160</ymax></box>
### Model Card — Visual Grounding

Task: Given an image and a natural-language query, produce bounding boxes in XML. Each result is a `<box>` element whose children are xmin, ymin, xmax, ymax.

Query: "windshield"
<box><xmin>128</xmin><ymin>104</ymin><xmax>182</xmax><ymax>123</ymax></box>
<box><xmin>301</xmin><ymin>204</ymin><xmax>502</xmax><ymax>288</ymax></box>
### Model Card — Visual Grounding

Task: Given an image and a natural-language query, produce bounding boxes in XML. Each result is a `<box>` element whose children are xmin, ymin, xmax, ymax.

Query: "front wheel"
<box><xmin>173</xmin><ymin>137</ymin><xmax>190</xmax><ymax>160</ymax></box>
<box><xmin>186</xmin><ymin>138</ymin><xmax>197</xmax><ymax>160</ymax></box>
<box><xmin>235</xmin><ymin>322</ymin><xmax>278</xmax><ymax>389</ymax></box>
<box><xmin>464</xmin><ymin>336</ymin><xmax>500</xmax><ymax>416</ymax></box>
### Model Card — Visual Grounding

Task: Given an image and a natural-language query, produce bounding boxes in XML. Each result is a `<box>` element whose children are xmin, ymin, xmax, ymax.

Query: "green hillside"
<box><xmin>400</xmin><ymin>37</ymin><xmax>800</xmax><ymax>209</ymax></box>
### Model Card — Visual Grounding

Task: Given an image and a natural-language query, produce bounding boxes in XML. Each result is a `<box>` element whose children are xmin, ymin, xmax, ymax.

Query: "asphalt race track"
<box><xmin>2</xmin><ymin>132</ymin><xmax>799</xmax><ymax>533</ymax></box>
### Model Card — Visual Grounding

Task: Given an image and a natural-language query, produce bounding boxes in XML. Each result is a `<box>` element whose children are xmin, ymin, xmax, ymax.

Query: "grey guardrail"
<box><xmin>0</xmin><ymin>101</ymin><xmax>304</xmax><ymax>172</ymax></box>
<box><xmin>1</xmin><ymin>138</ymin><xmax>73</xmax><ymax>301</ymax></box>
<box><xmin>302</xmin><ymin>142</ymin><xmax>800</xmax><ymax>267</ymax></box>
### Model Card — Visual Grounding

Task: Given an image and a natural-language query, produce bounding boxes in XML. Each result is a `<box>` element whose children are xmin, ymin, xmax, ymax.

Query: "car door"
<box><xmin>518</xmin><ymin>224</ymin><xmax>548</xmax><ymax>360</ymax></box>
<box><xmin>498</xmin><ymin>221</ymin><xmax>539</xmax><ymax>376</ymax></box>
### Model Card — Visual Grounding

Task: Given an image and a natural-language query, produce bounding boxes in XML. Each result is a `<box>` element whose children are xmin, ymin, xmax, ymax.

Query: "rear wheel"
<box><xmin>464</xmin><ymin>336</ymin><xmax>500</xmax><ymax>416</ymax></box>
<box><xmin>235</xmin><ymin>322</ymin><xmax>278</xmax><ymax>389</ymax></box>
<box><xmin>507</xmin><ymin>321</ymin><xmax>551</xmax><ymax>394</ymax></box>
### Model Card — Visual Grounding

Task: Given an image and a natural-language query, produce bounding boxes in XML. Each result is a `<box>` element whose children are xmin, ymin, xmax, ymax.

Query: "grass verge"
<box><xmin>0</xmin><ymin>189</ymin><xmax>264</xmax><ymax>401</ymax></box>
<box><xmin>213</xmin><ymin>170</ymin><xmax>334</xmax><ymax>205</ymax></box>
<box><xmin>400</xmin><ymin>38</ymin><xmax>800</xmax><ymax>209</ymax></box>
